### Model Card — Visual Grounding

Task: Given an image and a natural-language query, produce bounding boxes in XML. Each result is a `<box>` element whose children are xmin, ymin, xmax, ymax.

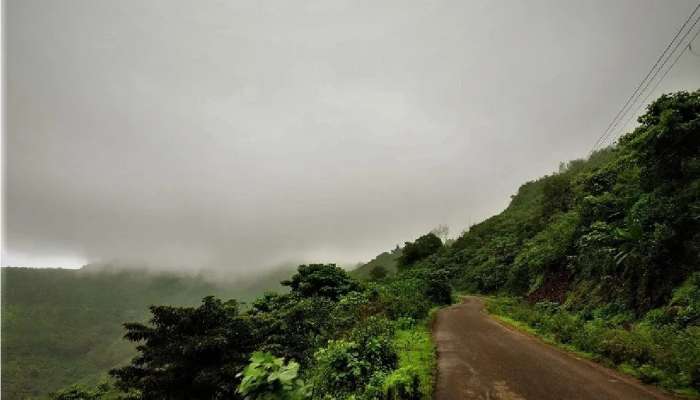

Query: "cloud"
<box><xmin>5</xmin><ymin>0</ymin><xmax>700</xmax><ymax>275</ymax></box>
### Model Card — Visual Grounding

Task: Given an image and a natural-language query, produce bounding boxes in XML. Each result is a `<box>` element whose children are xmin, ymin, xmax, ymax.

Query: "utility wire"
<box><xmin>609</xmin><ymin>25</ymin><xmax>700</xmax><ymax>144</ymax></box>
<box><xmin>601</xmin><ymin>14</ymin><xmax>700</xmax><ymax>146</ymax></box>
<box><xmin>591</xmin><ymin>2</ymin><xmax>700</xmax><ymax>152</ymax></box>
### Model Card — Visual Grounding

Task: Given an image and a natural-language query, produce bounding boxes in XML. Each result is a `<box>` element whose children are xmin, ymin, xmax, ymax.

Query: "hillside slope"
<box><xmin>350</xmin><ymin>247</ymin><xmax>402</xmax><ymax>280</ymax></box>
<box><xmin>440</xmin><ymin>91</ymin><xmax>699</xmax><ymax>312</ymax></box>
<box><xmin>414</xmin><ymin>90</ymin><xmax>700</xmax><ymax>393</ymax></box>
<box><xmin>1</xmin><ymin>266</ymin><xmax>291</xmax><ymax>399</ymax></box>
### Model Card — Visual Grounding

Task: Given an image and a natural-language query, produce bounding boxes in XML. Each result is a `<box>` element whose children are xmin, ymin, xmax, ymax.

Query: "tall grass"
<box><xmin>384</xmin><ymin>319</ymin><xmax>436</xmax><ymax>400</ymax></box>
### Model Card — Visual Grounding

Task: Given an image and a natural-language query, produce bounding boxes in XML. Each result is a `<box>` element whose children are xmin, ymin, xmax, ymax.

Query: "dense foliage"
<box><xmin>397</xmin><ymin>233</ymin><xmax>443</xmax><ymax>270</ymax></box>
<box><xmin>110</xmin><ymin>297</ymin><xmax>256</xmax><ymax>399</ymax></box>
<box><xmin>282</xmin><ymin>264</ymin><xmax>361</xmax><ymax>301</ymax></box>
<box><xmin>104</xmin><ymin>263</ymin><xmax>443</xmax><ymax>399</ymax></box>
<box><xmin>442</xmin><ymin>91</ymin><xmax>700</xmax><ymax>314</ymax></box>
<box><xmin>416</xmin><ymin>90</ymin><xmax>699</xmax><ymax>394</ymax></box>
<box><xmin>369</xmin><ymin>265</ymin><xmax>388</xmax><ymax>281</ymax></box>
<box><xmin>236</xmin><ymin>352</ymin><xmax>310</xmax><ymax>400</ymax></box>
<box><xmin>1</xmin><ymin>266</ymin><xmax>287</xmax><ymax>399</ymax></box>
<box><xmin>487</xmin><ymin>294</ymin><xmax>700</xmax><ymax>392</ymax></box>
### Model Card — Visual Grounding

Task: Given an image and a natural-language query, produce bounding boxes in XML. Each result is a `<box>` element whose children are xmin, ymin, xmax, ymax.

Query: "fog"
<box><xmin>4</xmin><ymin>0</ymin><xmax>700</xmax><ymax>276</ymax></box>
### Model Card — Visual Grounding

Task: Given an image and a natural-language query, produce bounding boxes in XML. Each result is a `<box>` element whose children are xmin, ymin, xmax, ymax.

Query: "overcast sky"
<box><xmin>4</xmin><ymin>0</ymin><xmax>700</xmax><ymax>275</ymax></box>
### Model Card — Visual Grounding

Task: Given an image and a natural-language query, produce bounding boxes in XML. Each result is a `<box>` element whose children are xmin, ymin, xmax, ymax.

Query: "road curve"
<box><xmin>432</xmin><ymin>296</ymin><xmax>676</xmax><ymax>400</ymax></box>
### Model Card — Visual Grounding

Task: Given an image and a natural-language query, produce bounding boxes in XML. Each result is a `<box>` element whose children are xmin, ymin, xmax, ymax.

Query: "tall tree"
<box><xmin>282</xmin><ymin>264</ymin><xmax>360</xmax><ymax>301</ymax></box>
<box><xmin>398</xmin><ymin>233</ymin><xmax>443</xmax><ymax>269</ymax></box>
<box><xmin>110</xmin><ymin>297</ymin><xmax>256</xmax><ymax>400</ymax></box>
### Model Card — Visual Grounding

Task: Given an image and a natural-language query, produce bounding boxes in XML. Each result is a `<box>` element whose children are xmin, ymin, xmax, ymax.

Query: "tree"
<box><xmin>425</xmin><ymin>270</ymin><xmax>452</xmax><ymax>305</ymax></box>
<box><xmin>397</xmin><ymin>233</ymin><xmax>443</xmax><ymax>269</ymax></box>
<box><xmin>110</xmin><ymin>297</ymin><xmax>256</xmax><ymax>400</ymax></box>
<box><xmin>282</xmin><ymin>264</ymin><xmax>361</xmax><ymax>301</ymax></box>
<box><xmin>369</xmin><ymin>265</ymin><xmax>388</xmax><ymax>281</ymax></box>
<box><xmin>248</xmin><ymin>295</ymin><xmax>335</xmax><ymax>365</ymax></box>
<box><xmin>541</xmin><ymin>174</ymin><xmax>573</xmax><ymax>215</ymax></box>
<box><xmin>431</xmin><ymin>225</ymin><xmax>450</xmax><ymax>243</ymax></box>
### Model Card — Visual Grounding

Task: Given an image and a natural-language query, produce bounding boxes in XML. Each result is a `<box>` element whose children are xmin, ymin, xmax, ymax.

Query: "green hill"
<box><xmin>1</xmin><ymin>265</ymin><xmax>292</xmax><ymax>399</ymax></box>
<box><xmin>402</xmin><ymin>90</ymin><xmax>700</xmax><ymax>392</ymax></box>
<box><xmin>432</xmin><ymin>91</ymin><xmax>699</xmax><ymax>314</ymax></box>
<box><xmin>350</xmin><ymin>247</ymin><xmax>402</xmax><ymax>280</ymax></box>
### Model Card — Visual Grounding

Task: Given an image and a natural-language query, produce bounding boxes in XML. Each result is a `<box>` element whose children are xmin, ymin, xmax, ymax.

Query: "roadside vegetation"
<box><xmin>1</xmin><ymin>266</ymin><xmax>291</xmax><ymax>399</ymax></box>
<box><xmin>442</xmin><ymin>90</ymin><xmax>700</xmax><ymax>395</ymax></box>
<box><xmin>51</xmin><ymin>255</ymin><xmax>446</xmax><ymax>400</ymax></box>
<box><xmin>487</xmin><ymin>295</ymin><xmax>700</xmax><ymax>395</ymax></box>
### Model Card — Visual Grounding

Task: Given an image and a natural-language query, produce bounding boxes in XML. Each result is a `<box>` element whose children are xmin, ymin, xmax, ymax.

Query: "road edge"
<box><xmin>464</xmin><ymin>295</ymin><xmax>688</xmax><ymax>400</ymax></box>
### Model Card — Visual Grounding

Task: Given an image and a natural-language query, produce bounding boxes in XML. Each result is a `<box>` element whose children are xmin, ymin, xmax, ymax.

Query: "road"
<box><xmin>432</xmin><ymin>296</ymin><xmax>675</xmax><ymax>400</ymax></box>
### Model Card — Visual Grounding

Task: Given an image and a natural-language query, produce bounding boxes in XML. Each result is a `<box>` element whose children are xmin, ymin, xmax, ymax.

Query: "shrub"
<box><xmin>310</xmin><ymin>340</ymin><xmax>369</xmax><ymax>397</ymax></box>
<box><xmin>49</xmin><ymin>383</ymin><xmax>109</xmax><ymax>400</ymax></box>
<box><xmin>424</xmin><ymin>271</ymin><xmax>452</xmax><ymax>306</ymax></box>
<box><xmin>236</xmin><ymin>352</ymin><xmax>310</xmax><ymax>400</ymax></box>
<box><xmin>670</xmin><ymin>273</ymin><xmax>700</xmax><ymax>326</ymax></box>
<box><xmin>383</xmin><ymin>366</ymin><xmax>421</xmax><ymax>400</ymax></box>
<box><xmin>638</xmin><ymin>364</ymin><xmax>665</xmax><ymax>384</ymax></box>
<box><xmin>348</xmin><ymin>317</ymin><xmax>398</xmax><ymax>371</ymax></box>
<box><xmin>380</xmin><ymin>277</ymin><xmax>432</xmax><ymax>320</ymax></box>
<box><xmin>250</xmin><ymin>296</ymin><xmax>336</xmax><ymax>366</ymax></box>
<box><xmin>369</xmin><ymin>266</ymin><xmax>389</xmax><ymax>281</ymax></box>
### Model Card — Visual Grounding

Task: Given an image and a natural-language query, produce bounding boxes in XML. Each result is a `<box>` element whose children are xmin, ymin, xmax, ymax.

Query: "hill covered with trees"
<box><xmin>415</xmin><ymin>90</ymin><xmax>700</xmax><ymax>393</ymax></box>
<box><xmin>350</xmin><ymin>248</ymin><xmax>402</xmax><ymax>280</ymax></box>
<box><xmin>1</xmin><ymin>265</ymin><xmax>292</xmax><ymax>399</ymax></box>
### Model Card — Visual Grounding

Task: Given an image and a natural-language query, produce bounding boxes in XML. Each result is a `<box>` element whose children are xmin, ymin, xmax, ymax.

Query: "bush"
<box><xmin>638</xmin><ymin>364</ymin><xmax>665</xmax><ymax>384</ymax></box>
<box><xmin>250</xmin><ymin>296</ymin><xmax>336</xmax><ymax>366</ymax></box>
<box><xmin>236</xmin><ymin>352</ymin><xmax>310</xmax><ymax>400</ymax></box>
<box><xmin>49</xmin><ymin>383</ymin><xmax>109</xmax><ymax>400</ymax></box>
<box><xmin>310</xmin><ymin>340</ymin><xmax>370</xmax><ymax>398</ymax></box>
<box><xmin>424</xmin><ymin>271</ymin><xmax>452</xmax><ymax>306</ymax></box>
<box><xmin>310</xmin><ymin>317</ymin><xmax>399</xmax><ymax>399</ymax></box>
<box><xmin>670</xmin><ymin>273</ymin><xmax>700</xmax><ymax>326</ymax></box>
<box><xmin>348</xmin><ymin>317</ymin><xmax>398</xmax><ymax>371</ymax></box>
<box><xmin>487</xmin><ymin>295</ymin><xmax>700</xmax><ymax>392</ymax></box>
<box><xmin>383</xmin><ymin>367</ymin><xmax>421</xmax><ymax>400</ymax></box>
<box><xmin>380</xmin><ymin>278</ymin><xmax>432</xmax><ymax>320</ymax></box>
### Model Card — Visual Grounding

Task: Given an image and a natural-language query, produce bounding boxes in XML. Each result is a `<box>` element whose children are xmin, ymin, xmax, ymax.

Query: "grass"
<box><xmin>390</xmin><ymin>322</ymin><xmax>436</xmax><ymax>399</ymax></box>
<box><xmin>490</xmin><ymin>311</ymin><xmax>599</xmax><ymax>363</ymax></box>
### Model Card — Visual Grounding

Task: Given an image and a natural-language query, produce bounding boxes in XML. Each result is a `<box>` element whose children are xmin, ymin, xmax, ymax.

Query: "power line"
<box><xmin>591</xmin><ymin>2</ymin><xmax>700</xmax><ymax>152</ymax></box>
<box><xmin>592</xmin><ymin>3</ymin><xmax>700</xmax><ymax>151</ymax></box>
<box><xmin>602</xmin><ymin>14</ymin><xmax>700</xmax><ymax>146</ymax></box>
<box><xmin>610</xmin><ymin>24</ymin><xmax>700</xmax><ymax>143</ymax></box>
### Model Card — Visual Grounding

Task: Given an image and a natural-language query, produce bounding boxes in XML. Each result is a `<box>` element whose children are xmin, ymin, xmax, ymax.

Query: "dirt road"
<box><xmin>432</xmin><ymin>297</ymin><xmax>675</xmax><ymax>400</ymax></box>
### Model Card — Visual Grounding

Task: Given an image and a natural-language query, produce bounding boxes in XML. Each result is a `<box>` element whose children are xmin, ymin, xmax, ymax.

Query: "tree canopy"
<box><xmin>397</xmin><ymin>233</ymin><xmax>443</xmax><ymax>269</ymax></box>
<box><xmin>281</xmin><ymin>264</ymin><xmax>361</xmax><ymax>301</ymax></box>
